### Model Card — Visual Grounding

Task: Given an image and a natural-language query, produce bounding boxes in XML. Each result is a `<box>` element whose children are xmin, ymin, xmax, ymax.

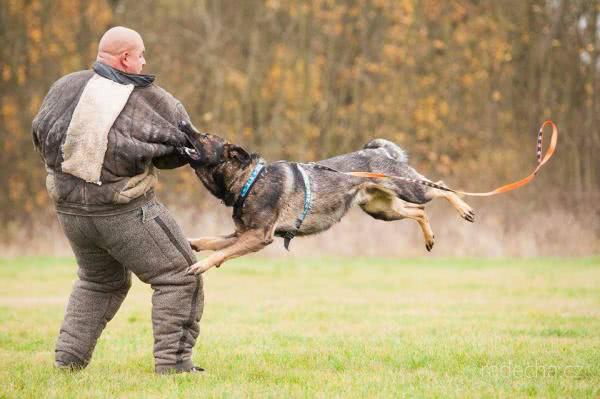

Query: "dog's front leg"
<box><xmin>189</xmin><ymin>232</ymin><xmax>238</xmax><ymax>251</ymax></box>
<box><xmin>187</xmin><ymin>229</ymin><xmax>274</xmax><ymax>274</ymax></box>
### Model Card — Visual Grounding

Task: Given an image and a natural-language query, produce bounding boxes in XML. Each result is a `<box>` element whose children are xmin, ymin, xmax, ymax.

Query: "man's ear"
<box><xmin>224</xmin><ymin>144</ymin><xmax>251</xmax><ymax>164</ymax></box>
<box><xmin>119</xmin><ymin>52</ymin><xmax>129</xmax><ymax>68</ymax></box>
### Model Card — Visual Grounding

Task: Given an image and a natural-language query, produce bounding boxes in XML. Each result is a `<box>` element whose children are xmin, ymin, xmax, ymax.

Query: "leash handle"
<box><xmin>344</xmin><ymin>120</ymin><xmax>558</xmax><ymax>197</ymax></box>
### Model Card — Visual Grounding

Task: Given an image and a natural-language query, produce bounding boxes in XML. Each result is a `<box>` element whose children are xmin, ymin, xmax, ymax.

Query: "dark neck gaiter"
<box><xmin>92</xmin><ymin>61</ymin><xmax>155</xmax><ymax>87</ymax></box>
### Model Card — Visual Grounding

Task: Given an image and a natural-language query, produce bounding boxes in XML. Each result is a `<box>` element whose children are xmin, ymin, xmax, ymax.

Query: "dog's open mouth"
<box><xmin>177</xmin><ymin>147</ymin><xmax>201</xmax><ymax>163</ymax></box>
<box><xmin>183</xmin><ymin>147</ymin><xmax>200</xmax><ymax>161</ymax></box>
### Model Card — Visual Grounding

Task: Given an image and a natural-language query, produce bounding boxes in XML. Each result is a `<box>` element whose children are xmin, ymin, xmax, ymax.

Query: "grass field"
<box><xmin>0</xmin><ymin>256</ymin><xmax>599</xmax><ymax>398</ymax></box>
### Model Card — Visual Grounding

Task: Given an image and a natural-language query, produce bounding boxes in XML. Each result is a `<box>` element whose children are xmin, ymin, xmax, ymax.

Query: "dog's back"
<box><xmin>363</xmin><ymin>138</ymin><xmax>408</xmax><ymax>163</ymax></box>
<box><xmin>318</xmin><ymin>138</ymin><xmax>429</xmax><ymax>204</ymax></box>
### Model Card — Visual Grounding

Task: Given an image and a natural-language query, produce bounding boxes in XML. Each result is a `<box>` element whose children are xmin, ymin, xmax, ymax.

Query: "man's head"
<box><xmin>96</xmin><ymin>26</ymin><xmax>146</xmax><ymax>74</ymax></box>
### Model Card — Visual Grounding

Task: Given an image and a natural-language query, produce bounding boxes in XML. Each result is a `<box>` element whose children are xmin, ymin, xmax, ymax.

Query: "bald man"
<box><xmin>32</xmin><ymin>27</ymin><xmax>204</xmax><ymax>374</ymax></box>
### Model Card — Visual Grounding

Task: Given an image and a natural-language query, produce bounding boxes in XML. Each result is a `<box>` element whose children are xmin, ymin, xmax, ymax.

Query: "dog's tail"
<box><xmin>363</xmin><ymin>139</ymin><xmax>407</xmax><ymax>163</ymax></box>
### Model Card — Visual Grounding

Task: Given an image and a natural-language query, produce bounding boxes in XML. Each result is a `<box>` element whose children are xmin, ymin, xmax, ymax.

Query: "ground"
<box><xmin>0</xmin><ymin>256</ymin><xmax>599</xmax><ymax>398</ymax></box>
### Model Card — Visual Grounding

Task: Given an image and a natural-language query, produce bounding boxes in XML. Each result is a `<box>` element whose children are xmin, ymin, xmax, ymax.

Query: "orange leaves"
<box><xmin>0</xmin><ymin>0</ymin><xmax>116</xmax><ymax>223</ymax></box>
<box><xmin>29</xmin><ymin>94</ymin><xmax>42</xmax><ymax>116</ymax></box>
<box><xmin>382</xmin><ymin>44</ymin><xmax>406</xmax><ymax>66</ymax></box>
<box><xmin>16</xmin><ymin>66</ymin><xmax>26</xmax><ymax>85</ymax></box>
<box><xmin>86</xmin><ymin>1</ymin><xmax>112</xmax><ymax>31</ymax></box>
<box><xmin>29</xmin><ymin>28</ymin><xmax>42</xmax><ymax>44</ymax></box>
<box><xmin>0</xmin><ymin>0</ymin><xmax>596</xmax><ymax>223</ymax></box>
<box><xmin>227</xmin><ymin>69</ymin><xmax>248</xmax><ymax>92</ymax></box>
<box><xmin>2</xmin><ymin>65</ymin><xmax>11</xmax><ymax>82</ymax></box>
<box><xmin>413</xmin><ymin>95</ymin><xmax>445</xmax><ymax>137</ymax></box>
<box><xmin>8</xmin><ymin>176</ymin><xmax>25</xmax><ymax>203</ymax></box>
<box><xmin>1</xmin><ymin>98</ymin><xmax>19</xmax><ymax>137</ymax></box>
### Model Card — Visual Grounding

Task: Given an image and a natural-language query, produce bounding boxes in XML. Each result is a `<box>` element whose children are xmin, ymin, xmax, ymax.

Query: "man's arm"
<box><xmin>153</xmin><ymin>101</ymin><xmax>192</xmax><ymax>169</ymax></box>
<box><xmin>31</xmin><ymin>93</ymin><xmax>51</xmax><ymax>164</ymax></box>
<box><xmin>32</xmin><ymin>123</ymin><xmax>43</xmax><ymax>161</ymax></box>
<box><xmin>153</xmin><ymin>148</ymin><xmax>189</xmax><ymax>169</ymax></box>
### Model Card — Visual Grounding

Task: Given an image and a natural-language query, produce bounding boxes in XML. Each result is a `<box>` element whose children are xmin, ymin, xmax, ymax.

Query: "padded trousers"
<box><xmin>54</xmin><ymin>198</ymin><xmax>203</xmax><ymax>373</ymax></box>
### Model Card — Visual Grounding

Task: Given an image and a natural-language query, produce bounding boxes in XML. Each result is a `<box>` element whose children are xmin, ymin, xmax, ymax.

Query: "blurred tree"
<box><xmin>0</xmin><ymin>0</ymin><xmax>598</xmax><ymax>233</ymax></box>
<box><xmin>0</xmin><ymin>0</ymin><xmax>112</xmax><ymax>227</ymax></box>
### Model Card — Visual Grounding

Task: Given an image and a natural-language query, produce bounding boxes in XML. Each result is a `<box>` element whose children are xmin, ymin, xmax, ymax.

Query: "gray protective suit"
<box><xmin>32</xmin><ymin>63</ymin><xmax>203</xmax><ymax>373</ymax></box>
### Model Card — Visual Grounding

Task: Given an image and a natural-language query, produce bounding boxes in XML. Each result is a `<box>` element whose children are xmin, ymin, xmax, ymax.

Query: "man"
<box><xmin>32</xmin><ymin>26</ymin><xmax>204</xmax><ymax>374</ymax></box>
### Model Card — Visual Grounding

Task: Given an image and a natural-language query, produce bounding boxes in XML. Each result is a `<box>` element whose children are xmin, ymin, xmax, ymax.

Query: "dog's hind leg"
<box><xmin>189</xmin><ymin>232</ymin><xmax>239</xmax><ymax>251</ymax></box>
<box><xmin>426</xmin><ymin>181</ymin><xmax>475</xmax><ymax>223</ymax></box>
<box><xmin>360</xmin><ymin>184</ymin><xmax>435</xmax><ymax>251</ymax></box>
<box><xmin>391</xmin><ymin>200</ymin><xmax>435</xmax><ymax>252</ymax></box>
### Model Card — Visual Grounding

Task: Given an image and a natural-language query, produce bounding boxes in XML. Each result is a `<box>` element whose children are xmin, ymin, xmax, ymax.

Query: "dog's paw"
<box><xmin>187</xmin><ymin>258</ymin><xmax>223</xmax><ymax>275</ymax></box>
<box><xmin>425</xmin><ymin>235</ymin><xmax>435</xmax><ymax>252</ymax></box>
<box><xmin>456</xmin><ymin>202</ymin><xmax>475</xmax><ymax>223</ymax></box>
<box><xmin>452</xmin><ymin>196</ymin><xmax>475</xmax><ymax>223</ymax></box>
<box><xmin>189</xmin><ymin>240</ymin><xmax>200</xmax><ymax>252</ymax></box>
<box><xmin>461</xmin><ymin>209</ymin><xmax>475</xmax><ymax>223</ymax></box>
<box><xmin>187</xmin><ymin>260</ymin><xmax>211</xmax><ymax>275</ymax></box>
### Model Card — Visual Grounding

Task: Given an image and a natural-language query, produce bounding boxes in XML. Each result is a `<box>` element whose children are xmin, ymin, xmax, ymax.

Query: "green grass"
<box><xmin>0</xmin><ymin>256</ymin><xmax>599</xmax><ymax>398</ymax></box>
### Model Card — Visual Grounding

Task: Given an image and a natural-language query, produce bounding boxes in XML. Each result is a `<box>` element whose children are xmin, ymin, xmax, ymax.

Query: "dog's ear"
<box><xmin>224</xmin><ymin>144</ymin><xmax>250</xmax><ymax>164</ymax></box>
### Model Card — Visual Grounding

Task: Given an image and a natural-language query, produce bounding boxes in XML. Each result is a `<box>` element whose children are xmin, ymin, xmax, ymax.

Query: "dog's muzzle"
<box><xmin>177</xmin><ymin>147</ymin><xmax>203</xmax><ymax>166</ymax></box>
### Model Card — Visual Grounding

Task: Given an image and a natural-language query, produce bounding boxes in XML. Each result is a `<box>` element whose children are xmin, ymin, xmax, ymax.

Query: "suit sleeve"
<box><xmin>31</xmin><ymin>89</ymin><xmax>53</xmax><ymax>164</ymax></box>
<box><xmin>32</xmin><ymin>119</ymin><xmax>44</xmax><ymax>162</ymax></box>
<box><xmin>152</xmin><ymin>101</ymin><xmax>192</xmax><ymax>169</ymax></box>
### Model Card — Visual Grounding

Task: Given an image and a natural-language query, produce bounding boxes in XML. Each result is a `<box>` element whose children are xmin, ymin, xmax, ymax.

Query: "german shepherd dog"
<box><xmin>177</xmin><ymin>121</ymin><xmax>475</xmax><ymax>274</ymax></box>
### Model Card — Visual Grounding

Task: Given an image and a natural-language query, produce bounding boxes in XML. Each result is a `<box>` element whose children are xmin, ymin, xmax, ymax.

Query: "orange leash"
<box><xmin>343</xmin><ymin>120</ymin><xmax>558</xmax><ymax>197</ymax></box>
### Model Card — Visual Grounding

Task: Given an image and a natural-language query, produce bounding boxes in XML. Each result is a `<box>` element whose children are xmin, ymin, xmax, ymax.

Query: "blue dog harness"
<box><xmin>239</xmin><ymin>161</ymin><xmax>266</xmax><ymax>199</ymax></box>
<box><xmin>233</xmin><ymin>160</ymin><xmax>266</xmax><ymax>219</ymax></box>
<box><xmin>281</xmin><ymin>163</ymin><xmax>312</xmax><ymax>250</ymax></box>
<box><xmin>233</xmin><ymin>161</ymin><xmax>313</xmax><ymax>250</ymax></box>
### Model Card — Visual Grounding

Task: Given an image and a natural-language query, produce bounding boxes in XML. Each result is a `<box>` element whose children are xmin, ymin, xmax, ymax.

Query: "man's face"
<box><xmin>121</xmin><ymin>41</ymin><xmax>146</xmax><ymax>74</ymax></box>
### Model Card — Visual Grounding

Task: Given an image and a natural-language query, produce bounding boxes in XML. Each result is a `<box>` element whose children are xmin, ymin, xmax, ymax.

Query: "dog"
<box><xmin>177</xmin><ymin>121</ymin><xmax>475</xmax><ymax>274</ymax></box>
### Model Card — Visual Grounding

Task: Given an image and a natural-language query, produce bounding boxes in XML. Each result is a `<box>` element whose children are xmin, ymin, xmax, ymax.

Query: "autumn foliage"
<box><xmin>0</xmin><ymin>0</ymin><xmax>598</xmax><ymax>235</ymax></box>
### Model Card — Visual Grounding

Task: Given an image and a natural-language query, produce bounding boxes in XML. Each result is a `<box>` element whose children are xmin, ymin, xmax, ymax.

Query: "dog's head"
<box><xmin>177</xmin><ymin>120</ymin><xmax>255</xmax><ymax>203</ymax></box>
<box><xmin>177</xmin><ymin>120</ymin><xmax>252</xmax><ymax>168</ymax></box>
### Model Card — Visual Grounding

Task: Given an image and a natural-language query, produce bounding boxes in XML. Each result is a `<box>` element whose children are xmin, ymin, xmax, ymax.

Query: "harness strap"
<box><xmin>296</xmin><ymin>164</ymin><xmax>312</xmax><ymax>227</ymax></box>
<box><xmin>283</xmin><ymin>163</ymin><xmax>312</xmax><ymax>250</ymax></box>
<box><xmin>233</xmin><ymin>161</ymin><xmax>266</xmax><ymax>219</ymax></box>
